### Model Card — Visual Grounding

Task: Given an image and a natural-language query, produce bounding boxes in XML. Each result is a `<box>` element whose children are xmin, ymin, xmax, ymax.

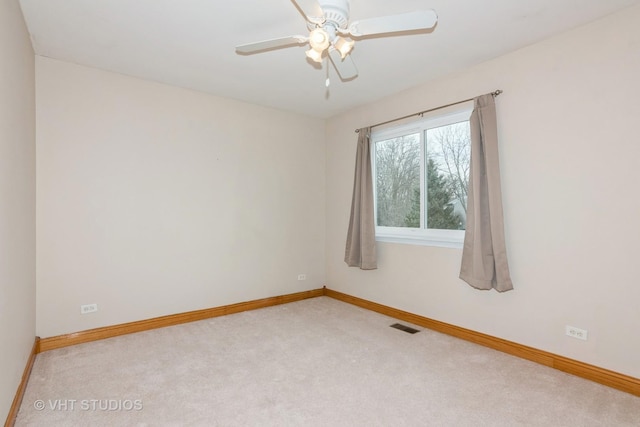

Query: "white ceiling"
<box><xmin>18</xmin><ymin>0</ymin><xmax>640</xmax><ymax>118</ymax></box>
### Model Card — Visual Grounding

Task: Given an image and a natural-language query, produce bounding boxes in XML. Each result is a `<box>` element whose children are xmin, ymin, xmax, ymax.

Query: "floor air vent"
<box><xmin>390</xmin><ymin>323</ymin><xmax>420</xmax><ymax>334</ymax></box>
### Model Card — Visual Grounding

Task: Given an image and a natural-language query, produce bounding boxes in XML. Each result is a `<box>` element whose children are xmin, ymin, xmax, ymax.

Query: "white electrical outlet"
<box><xmin>566</xmin><ymin>325</ymin><xmax>588</xmax><ymax>341</ymax></box>
<box><xmin>80</xmin><ymin>303</ymin><xmax>98</xmax><ymax>314</ymax></box>
<box><xmin>297</xmin><ymin>274</ymin><xmax>307</xmax><ymax>281</ymax></box>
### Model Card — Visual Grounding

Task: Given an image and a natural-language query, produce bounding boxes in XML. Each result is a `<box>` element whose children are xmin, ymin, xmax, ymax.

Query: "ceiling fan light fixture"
<box><xmin>333</xmin><ymin>36</ymin><xmax>354</xmax><ymax>59</ymax></box>
<box><xmin>305</xmin><ymin>47</ymin><xmax>324</xmax><ymax>63</ymax></box>
<box><xmin>309</xmin><ymin>28</ymin><xmax>330</xmax><ymax>51</ymax></box>
<box><xmin>235</xmin><ymin>1</ymin><xmax>439</xmax><ymax>82</ymax></box>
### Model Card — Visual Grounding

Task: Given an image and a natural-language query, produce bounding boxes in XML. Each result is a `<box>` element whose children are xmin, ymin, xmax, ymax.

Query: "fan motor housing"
<box><xmin>318</xmin><ymin>0</ymin><xmax>350</xmax><ymax>28</ymax></box>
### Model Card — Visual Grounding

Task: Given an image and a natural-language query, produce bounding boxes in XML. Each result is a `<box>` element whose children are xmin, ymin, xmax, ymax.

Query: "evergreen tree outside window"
<box><xmin>371</xmin><ymin>106</ymin><xmax>472</xmax><ymax>248</ymax></box>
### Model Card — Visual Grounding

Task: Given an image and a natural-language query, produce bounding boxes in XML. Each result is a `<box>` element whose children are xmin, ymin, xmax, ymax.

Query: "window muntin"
<box><xmin>371</xmin><ymin>107</ymin><xmax>472</xmax><ymax>248</ymax></box>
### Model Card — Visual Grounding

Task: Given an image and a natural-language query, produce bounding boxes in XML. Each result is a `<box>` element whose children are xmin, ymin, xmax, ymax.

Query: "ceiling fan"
<box><xmin>235</xmin><ymin>0</ymin><xmax>438</xmax><ymax>80</ymax></box>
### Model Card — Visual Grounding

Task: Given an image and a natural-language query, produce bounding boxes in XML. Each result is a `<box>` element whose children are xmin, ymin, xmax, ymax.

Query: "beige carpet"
<box><xmin>16</xmin><ymin>297</ymin><xmax>640</xmax><ymax>426</ymax></box>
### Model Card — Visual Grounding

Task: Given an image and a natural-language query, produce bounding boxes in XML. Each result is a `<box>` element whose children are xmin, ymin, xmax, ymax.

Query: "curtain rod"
<box><xmin>355</xmin><ymin>90</ymin><xmax>502</xmax><ymax>133</ymax></box>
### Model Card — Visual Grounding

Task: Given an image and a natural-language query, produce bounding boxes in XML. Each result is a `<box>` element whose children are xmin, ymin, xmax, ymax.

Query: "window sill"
<box><xmin>375</xmin><ymin>229</ymin><xmax>464</xmax><ymax>249</ymax></box>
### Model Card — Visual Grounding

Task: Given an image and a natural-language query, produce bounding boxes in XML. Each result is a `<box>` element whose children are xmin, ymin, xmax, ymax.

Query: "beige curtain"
<box><xmin>460</xmin><ymin>94</ymin><xmax>513</xmax><ymax>291</ymax></box>
<box><xmin>344</xmin><ymin>127</ymin><xmax>377</xmax><ymax>270</ymax></box>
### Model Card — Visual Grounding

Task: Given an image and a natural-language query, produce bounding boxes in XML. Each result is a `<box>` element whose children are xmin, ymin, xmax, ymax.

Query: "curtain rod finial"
<box><xmin>493</xmin><ymin>89</ymin><xmax>503</xmax><ymax>97</ymax></box>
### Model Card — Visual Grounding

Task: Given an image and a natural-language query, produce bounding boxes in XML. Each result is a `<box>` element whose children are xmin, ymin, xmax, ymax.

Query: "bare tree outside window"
<box><xmin>374</xmin><ymin>134</ymin><xmax>420</xmax><ymax>227</ymax></box>
<box><xmin>426</xmin><ymin>121</ymin><xmax>471</xmax><ymax>228</ymax></box>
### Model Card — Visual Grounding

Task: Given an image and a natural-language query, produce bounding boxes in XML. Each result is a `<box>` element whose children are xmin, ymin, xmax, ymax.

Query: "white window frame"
<box><xmin>371</xmin><ymin>104</ymin><xmax>473</xmax><ymax>249</ymax></box>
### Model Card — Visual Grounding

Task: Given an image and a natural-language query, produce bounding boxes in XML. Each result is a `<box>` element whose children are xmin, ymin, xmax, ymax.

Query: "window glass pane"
<box><xmin>374</xmin><ymin>133</ymin><xmax>421</xmax><ymax>228</ymax></box>
<box><xmin>426</xmin><ymin>121</ymin><xmax>470</xmax><ymax>230</ymax></box>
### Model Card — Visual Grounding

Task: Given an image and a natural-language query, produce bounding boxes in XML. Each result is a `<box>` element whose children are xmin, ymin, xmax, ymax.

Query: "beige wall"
<box><xmin>36</xmin><ymin>57</ymin><xmax>326</xmax><ymax>337</ymax></box>
<box><xmin>326</xmin><ymin>5</ymin><xmax>640</xmax><ymax>378</ymax></box>
<box><xmin>0</xmin><ymin>0</ymin><xmax>36</xmax><ymax>421</ymax></box>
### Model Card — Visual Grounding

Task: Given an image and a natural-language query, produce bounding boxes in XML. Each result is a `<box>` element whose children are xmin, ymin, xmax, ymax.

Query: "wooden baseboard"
<box><xmin>324</xmin><ymin>288</ymin><xmax>640</xmax><ymax>397</ymax></box>
<box><xmin>4</xmin><ymin>337</ymin><xmax>39</xmax><ymax>427</ymax></box>
<box><xmin>22</xmin><ymin>286</ymin><xmax>640</xmax><ymax>409</ymax></box>
<box><xmin>39</xmin><ymin>289</ymin><xmax>324</xmax><ymax>353</ymax></box>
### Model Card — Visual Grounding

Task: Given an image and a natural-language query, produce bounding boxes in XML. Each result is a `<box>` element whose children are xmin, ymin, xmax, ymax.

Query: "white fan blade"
<box><xmin>291</xmin><ymin>0</ymin><xmax>325</xmax><ymax>24</ymax></box>
<box><xmin>236</xmin><ymin>36</ymin><xmax>308</xmax><ymax>54</ymax></box>
<box><xmin>328</xmin><ymin>48</ymin><xmax>358</xmax><ymax>80</ymax></box>
<box><xmin>348</xmin><ymin>10</ymin><xmax>438</xmax><ymax>37</ymax></box>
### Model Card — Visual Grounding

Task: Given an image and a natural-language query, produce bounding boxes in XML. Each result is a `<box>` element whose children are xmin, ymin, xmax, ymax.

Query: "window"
<box><xmin>371</xmin><ymin>105</ymin><xmax>472</xmax><ymax>248</ymax></box>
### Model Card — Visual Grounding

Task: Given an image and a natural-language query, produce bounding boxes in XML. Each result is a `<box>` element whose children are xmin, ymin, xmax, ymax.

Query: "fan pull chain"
<box><xmin>325</xmin><ymin>56</ymin><xmax>330</xmax><ymax>88</ymax></box>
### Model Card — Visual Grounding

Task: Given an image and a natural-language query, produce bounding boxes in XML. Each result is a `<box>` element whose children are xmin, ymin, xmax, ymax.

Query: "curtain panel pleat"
<box><xmin>344</xmin><ymin>127</ymin><xmax>377</xmax><ymax>270</ymax></box>
<box><xmin>460</xmin><ymin>94</ymin><xmax>514</xmax><ymax>291</ymax></box>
